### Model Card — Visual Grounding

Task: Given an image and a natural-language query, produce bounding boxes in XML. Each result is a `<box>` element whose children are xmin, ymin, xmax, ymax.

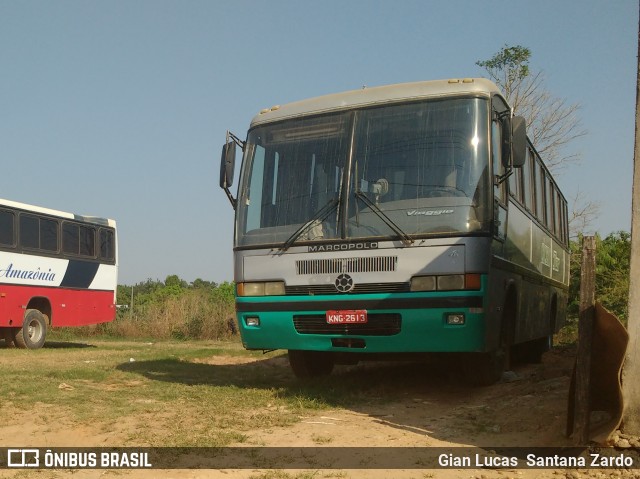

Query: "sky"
<box><xmin>1</xmin><ymin>0</ymin><xmax>637</xmax><ymax>285</ymax></box>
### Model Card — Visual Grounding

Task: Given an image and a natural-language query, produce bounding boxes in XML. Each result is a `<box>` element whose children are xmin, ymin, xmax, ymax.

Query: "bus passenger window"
<box><xmin>546</xmin><ymin>178</ymin><xmax>554</xmax><ymax>232</ymax></box>
<box><xmin>63</xmin><ymin>223</ymin><xmax>79</xmax><ymax>255</ymax></box>
<box><xmin>535</xmin><ymin>163</ymin><xmax>546</xmax><ymax>224</ymax></box>
<box><xmin>555</xmin><ymin>192</ymin><xmax>563</xmax><ymax>240</ymax></box>
<box><xmin>40</xmin><ymin>219</ymin><xmax>59</xmax><ymax>252</ymax></box>
<box><xmin>509</xmin><ymin>166</ymin><xmax>522</xmax><ymax>202</ymax></box>
<box><xmin>20</xmin><ymin>215</ymin><xmax>39</xmax><ymax>249</ymax></box>
<box><xmin>79</xmin><ymin>226</ymin><xmax>95</xmax><ymax>257</ymax></box>
<box><xmin>521</xmin><ymin>149</ymin><xmax>534</xmax><ymax>212</ymax></box>
<box><xmin>0</xmin><ymin>210</ymin><xmax>14</xmax><ymax>246</ymax></box>
<box><xmin>100</xmin><ymin>229</ymin><xmax>115</xmax><ymax>261</ymax></box>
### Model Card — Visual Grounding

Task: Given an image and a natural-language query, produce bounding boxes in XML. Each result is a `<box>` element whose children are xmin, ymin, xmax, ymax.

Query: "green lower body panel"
<box><xmin>235</xmin><ymin>291</ymin><xmax>487</xmax><ymax>354</ymax></box>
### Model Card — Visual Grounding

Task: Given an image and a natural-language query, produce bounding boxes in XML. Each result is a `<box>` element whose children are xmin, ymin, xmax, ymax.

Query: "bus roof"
<box><xmin>250</xmin><ymin>78</ymin><xmax>502</xmax><ymax>127</ymax></box>
<box><xmin>0</xmin><ymin>197</ymin><xmax>116</xmax><ymax>228</ymax></box>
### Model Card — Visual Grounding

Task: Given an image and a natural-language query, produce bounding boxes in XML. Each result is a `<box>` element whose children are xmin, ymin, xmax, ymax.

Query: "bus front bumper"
<box><xmin>235</xmin><ymin>292</ymin><xmax>487</xmax><ymax>354</ymax></box>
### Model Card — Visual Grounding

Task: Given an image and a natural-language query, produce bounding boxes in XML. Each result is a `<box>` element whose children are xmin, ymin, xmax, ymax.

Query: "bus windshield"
<box><xmin>237</xmin><ymin>97</ymin><xmax>490</xmax><ymax>247</ymax></box>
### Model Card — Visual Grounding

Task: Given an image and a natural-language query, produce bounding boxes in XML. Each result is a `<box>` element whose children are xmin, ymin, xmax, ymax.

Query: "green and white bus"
<box><xmin>219</xmin><ymin>78</ymin><xmax>569</xmax><ymax>385</ymax></box>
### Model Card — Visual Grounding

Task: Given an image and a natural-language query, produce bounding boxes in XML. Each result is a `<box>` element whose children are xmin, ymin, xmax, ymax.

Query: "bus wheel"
<box><xmin>464</xmin><ymin>348</ymin><xmax>506</xmax><ymax>387</ymax></box>
<box><xmin>288</xmin><ymin>350</ymin><xmax>334</xmax><ymax>379</ymax></box>
<box><xmin>465</xmin><ymin>293</ymin><xmax>515</xmax><ymax>386</ymax></box>
<box><xmin>518</xmin><ymin>335</ymin><xmax>552</xmax><ymax>364</ymax></box>
<box><xmin>14</xmin><ymin>309</ymin><xmax>47</xmax><ymax>350</ymax></box>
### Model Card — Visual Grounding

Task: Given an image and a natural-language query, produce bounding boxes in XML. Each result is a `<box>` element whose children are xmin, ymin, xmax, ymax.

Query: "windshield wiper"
<box><xmin>354</xmin><ymin>191</ymin><xmax>413</xmax><ymax>246</ymax></box>
<box><xmin>280</xmin><ymin>198</ymin><xmax>340</xmax><ymax>252</ymax></box>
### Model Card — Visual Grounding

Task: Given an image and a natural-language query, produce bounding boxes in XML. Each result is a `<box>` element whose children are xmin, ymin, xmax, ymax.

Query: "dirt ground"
<box><xmin>1</xmin><ymin>345</ymin><xmax>639</xmax><ymax>479</ymax></box>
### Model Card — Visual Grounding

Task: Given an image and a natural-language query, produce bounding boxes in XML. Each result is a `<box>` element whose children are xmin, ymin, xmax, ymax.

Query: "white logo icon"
<box><xmin>8</xmin><ymin>449</ymin><xmax>40</xmax><ymax>468</ymax></box>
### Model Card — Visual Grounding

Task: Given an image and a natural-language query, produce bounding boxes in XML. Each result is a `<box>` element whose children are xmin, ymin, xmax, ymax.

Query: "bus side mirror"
<box><xmin>511</xmin><ymin>116</ymin><xmax>527</xmax><ymax>168</ymax></box>
<box><xmin>220</xmin><ymin>141</ymin><xmax>236</xmax><ymax>189</ymax></box>
<box><xmin>220</xmin><ymin>139</ymin><xmax>237</xmax><ymax>209</ymax></box>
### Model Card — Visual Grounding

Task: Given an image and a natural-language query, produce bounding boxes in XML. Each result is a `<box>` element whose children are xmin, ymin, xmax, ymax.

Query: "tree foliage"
<box><xmin>568</xmin><ymin>232</ymin><xmax>631</xmax><ymax>323</ymax></box>
<box><xmin>477</xmin><ymin>44</ymin><xmax>593</xmax><ymax>238</ymax></box>
<box><xmin>476</xmin><ymin>45</ymin><xmax>531</xmax><ymax>98</ymax></box>
<box><xmin>477</xmin><ymin>44</ymin><xmax>587</xmax><ymax>174</ymax></box>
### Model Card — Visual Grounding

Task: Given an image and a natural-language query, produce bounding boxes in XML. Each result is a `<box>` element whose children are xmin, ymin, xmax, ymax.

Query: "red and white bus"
<box><xmin>0</xmin><ymin>198</ymin><xmax>118</xmax><ymax>349</ymax></box>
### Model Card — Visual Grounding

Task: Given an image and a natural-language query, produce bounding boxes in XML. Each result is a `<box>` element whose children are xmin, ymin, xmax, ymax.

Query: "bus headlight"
<box><xmin>410</xmin><ymin>274</ymin><xmax>481</xmax><ymax>291</ymax></box>
<box><xmin>410</xmin><ymin>276</ymin><xmax>436</xmax><ymax>291</ymax></box>
<box><xmin>237</xmin><ymin>281</ymin><xmax>286</xmax><ymax>297</ymax></box>
<box><xmin>437</xmin><ymin>275</ymin><xmax>465</xmax><ymax>291</ymax></box>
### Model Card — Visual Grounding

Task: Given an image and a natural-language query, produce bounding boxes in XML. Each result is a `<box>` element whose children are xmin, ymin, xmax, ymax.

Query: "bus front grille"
<box><xmin>295</xmin><ymin>256</ymin><xmax>398</xmax><ymax>275</ymax></box>
<box><xmin>285</xmin><ymin>282</ymin><xmax>410</xmax><ymax>295</ymax></box>
<box><xmin>293</xmin><ymin>314</ymin><xmax>401</xmax><ymax>336</ymax></box>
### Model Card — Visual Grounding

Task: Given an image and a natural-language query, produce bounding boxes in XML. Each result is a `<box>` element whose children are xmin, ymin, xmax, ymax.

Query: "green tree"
<box><xmin>596</xmin><ymin>231</ymin><xmax>631</xmax><ymax>321</ymax></box>
<box><xmin>568</xmin><ymin>232</ymin><xmax>631</xmax><ymax>323</ymax></box>
<box><xmin>476</xmin><ymin>44</ymin><xmax>531</xmax><ymax>100</ymax></box>
<box><xmin>477</xmin><ymin>44</ymin><xmax>586</xmax><ymax>173</ymax></box>
<box><xmin>477</xmin><ymin>44</ymin><xmax>595</xmax><ymax>237</ymax></box>
<box><xmin>165</xmin><ymin>274</ymin><xmax>187</xmax><ymax>289</ymax></box>
<box><xmin>191</xmin><ymin>278</ymin><xmax>216</xmax><ymax>289</ymax></box>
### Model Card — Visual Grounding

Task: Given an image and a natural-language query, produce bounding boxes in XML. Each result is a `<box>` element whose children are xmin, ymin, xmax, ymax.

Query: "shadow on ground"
<box><xmin>117</xmin><ymin>345</ymin><xmax>576</xmax><ymax>449</ymax></box>
<box><xmin>0</xmin><ymin>339</ymin><xmax>97</xmax><ymax>349</ymax></box>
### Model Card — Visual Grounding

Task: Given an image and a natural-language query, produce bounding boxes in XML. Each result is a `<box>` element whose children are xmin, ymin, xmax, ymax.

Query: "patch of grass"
<box><xmin>311</xmin><ymin>434</ymin><xmax>333</xmax><ymax>445</ymax></box>
<box><xmin>1</xmin><ymin>339</ymin><xmax>474</xmax><ymax>449</ymax></box>
<box><xmin>0</xmin><ymin>339</ymin><xmax>400</xmax><ymax>448</ymax></box>
<box><xmin>249</xmin><ymin>471</ymin><xmax>322</xmax><ymax>479</ymax></box>
<box><xmin>555</xmin><ymin>318</ymin><xmax>578</xmax><ymax>345</ymax></box>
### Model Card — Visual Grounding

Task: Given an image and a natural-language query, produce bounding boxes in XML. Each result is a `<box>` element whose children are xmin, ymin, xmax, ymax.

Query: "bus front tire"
<box><xmin>1</xmin><ymin>328</ymin><xmax>15</xmax><ymax>348</ymax></box>
<box><xmin>517</xmin><ymin>335</ymin><xmax>552</xmax><ymax>364</ymax></box>
<box><xmin>288</xmin><ymin>350</ymin><xmax>334</xmax><ymax>379</ymax></box>
<box><xmin>14</xmin><ymin>309</ymin><xmax>47</xmax><ymax>350</ymax></box>
<box><xmin>464</xmin><ymin>348</ymin><xmax>507</xmax><ymax>387</ymax></box>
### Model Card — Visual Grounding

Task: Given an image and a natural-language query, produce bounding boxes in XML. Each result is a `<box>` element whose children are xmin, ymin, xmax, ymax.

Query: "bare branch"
<box><xmin>477</xmin><ymin>49</ymin><xmax>587</xmax><ymax>175</ymax></box>
<box><xmin>569</xmin><ymin>190</ymin><xmax>601</xmax><ymax>239</ymax></box>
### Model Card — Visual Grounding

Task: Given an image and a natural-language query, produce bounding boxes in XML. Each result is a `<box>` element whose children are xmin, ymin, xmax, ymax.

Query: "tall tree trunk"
<box><xmin>622</xmin><ymin>0</ymin><xmax>640</xmax><ymax>435</ymax></box>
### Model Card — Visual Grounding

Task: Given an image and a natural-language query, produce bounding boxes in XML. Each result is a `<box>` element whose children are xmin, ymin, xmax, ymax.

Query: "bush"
<box><xmin>568</xmin><ymin>232</ymin><xmax>630</xmax><ymax>325</ymax></box>
<box><xmin>61</xmin><ymin>277</ymin><xmax>236</xmax><ymax>340</ymax></box>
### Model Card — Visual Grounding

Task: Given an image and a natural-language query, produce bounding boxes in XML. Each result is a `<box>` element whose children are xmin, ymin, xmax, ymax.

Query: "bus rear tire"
<box><xmin>288</xmin><ymin>350</ymin><xmax>334</xmax><ymax>379</ymax></box>
<box><xmin>14</xmin><ymin>309</ymin><xmax>47</xmax><ymax>350</ymax></box>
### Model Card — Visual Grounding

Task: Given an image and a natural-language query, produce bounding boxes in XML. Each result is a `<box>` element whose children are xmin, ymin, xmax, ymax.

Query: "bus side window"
<box><xmin>562</xmin><ymin>200</ymin><xmax>569</xmax><ymax>244</ymax></box>
<box><xmin>99</xmin><ymin>228</ymin><xmax>115</xmax><ymax>261</ymax></box>
<box><xmin>508</xmin><ymin>160</ymin><xmax>519</xmax><ymax>200</ymax></box>
<box><xmin>555</xmin><ymin>191</ymin><xmax>563</xmax><ymax>241</ymax></box>
<box><xmin>63</xmin><ymin>223</ymin><xmax>79</xmax><ymax>255</ymax></box>
<box><xmin>535</xmin><ymin>161</ymin><xmax>546</xmax><ymax>225</ymax></box>
<box><xmin>546</xmin><ymin>177</ymin><xmax>555</xmax><ymax>233</ymax></box>
<box><xmin>20</xmin><ymin>214</ymin><xmax>39</xmax><ymax>249</ymax></box>
<box><xmin>491</xmin><ymin>120</ymin><xmax>507</xmax><ymax>204</ymax></box>
<box><xmin>40</xmin><ymin>218</ymin><xmax>59</xmax><ymax>252</ymax></box>
<box><xmin>79</xmin><ymin>225</ymin><xmax>95</xmax><ymax>257</ymax></box>
<box><xmin>0</xmin><ymin>210</ymin><xmax>15</xmax><ymax>246</ymax></box>
<box><xmin>64</xmin><ymin>222</ymin><xmax>95</xmax><ymax>257</ymax></box>
<box><xmin>521</xmin><ymin>149</ymin><xmax>533</xmax><ymax>212</ymax></box>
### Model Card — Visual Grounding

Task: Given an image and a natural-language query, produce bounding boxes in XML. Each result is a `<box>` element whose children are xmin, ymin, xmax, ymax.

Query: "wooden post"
<box><xmin>574</xmin><ymin>236</ymin><xmax>596</xmax><ymax>444</ymax></box>
<box><xmin>622</xmin><ymin>0</ymin><xmax>640</xmax><ymax>436</ymax></box>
